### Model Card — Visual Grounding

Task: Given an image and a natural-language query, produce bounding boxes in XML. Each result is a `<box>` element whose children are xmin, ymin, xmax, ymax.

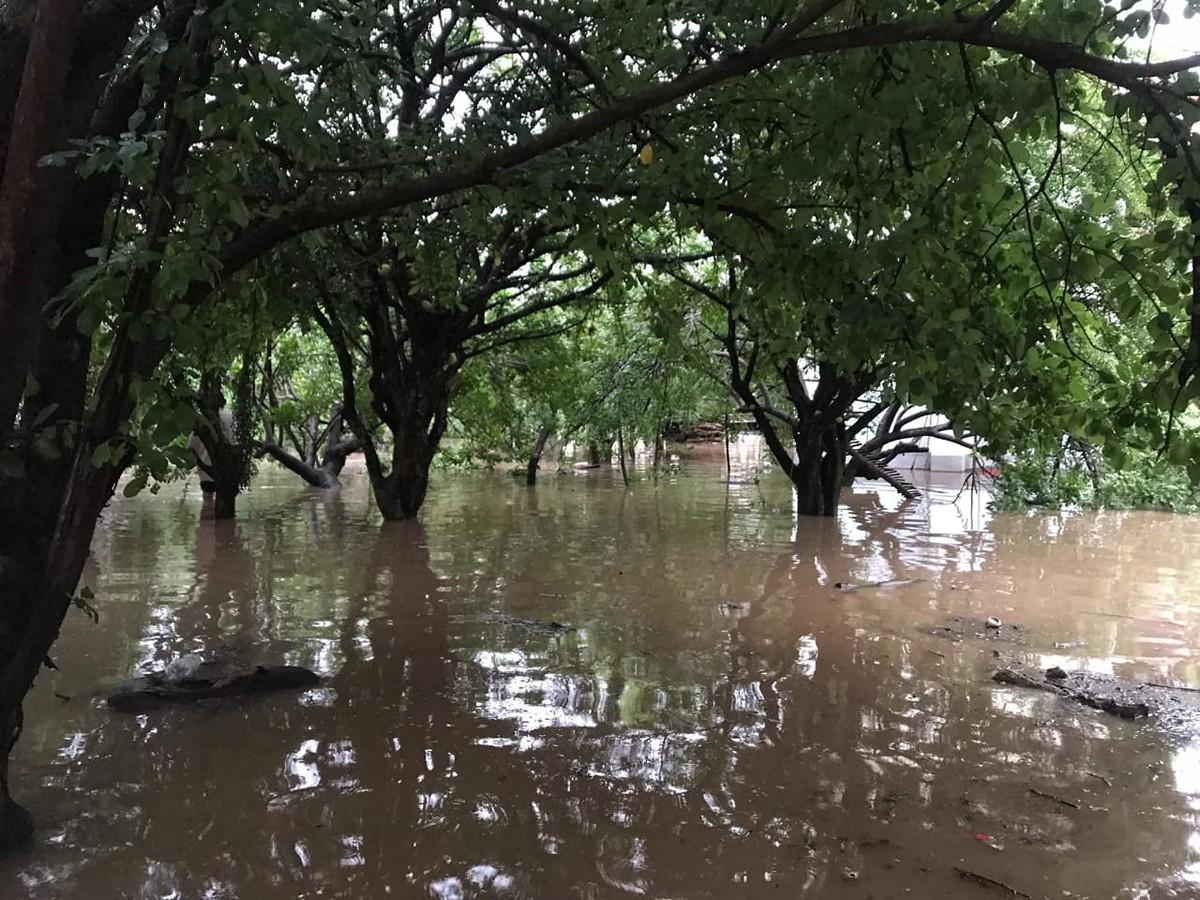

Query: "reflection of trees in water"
<box><xmin>15</xmin><ymin>471</ymin><xmax>1200</xmax><ymax>897</ymax></box>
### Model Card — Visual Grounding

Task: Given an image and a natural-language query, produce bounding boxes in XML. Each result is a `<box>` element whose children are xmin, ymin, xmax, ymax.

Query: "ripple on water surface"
<box><xmin>7</xmin><ymin>446</ymin><xmax>1200</xmax><ymax>898</ymax></box>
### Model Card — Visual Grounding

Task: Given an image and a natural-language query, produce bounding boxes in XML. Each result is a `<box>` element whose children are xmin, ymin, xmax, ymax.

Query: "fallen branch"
<box><xmin>1028</xmin><ymin>787</ymin><xmax>1080</xmax><ymax>809</ymax></box>
<box><xmin>1082</xmin><ymin>610</ymin><xmax>1183</xmax><ymax>628</ymax></box>
<box><xmin>1146</xmin><ymin>681</ymin><xmax>1200</xmax><ymax>693</ymax></box>
<box><xmin>954</xmin><ymin>867</ymin><xmax>1032</xmax><ymax>899</ymax></box>
<box><xmin>993</xmin><ymin>667</ymin><xmax>1151</xmax><ymax>719</ymax></box>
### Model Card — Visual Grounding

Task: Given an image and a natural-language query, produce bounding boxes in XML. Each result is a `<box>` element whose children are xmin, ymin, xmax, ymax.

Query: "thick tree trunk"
<box><xmin>587</xmin><ymin>441</ymin><xmax>602</xmax><ymax>466</ymax></box>
<box><xmin>262</xmin><ymin>440</ymin><xmax>357</xmax><ymax>489</ymax></box>
<box><xmin>526</xmin><ymin>425</ymin><xmax>552</xmax><ymax>486</ymax></box>
<box><xmin>362</xmin><ymin>376</ymin><xmax>449</xmax><ymax>521</ymax></box>
<box><xmin>791</xmin><ymin>430</ymin><xmax>845</xmax><ymax>517</ymax></box>
<box><xmin>213</xmin><ymin>485</ymin><xmax>237</xmax><ymax>520</ymax></box>
<box><xmin>0</xmin><ymin>454</ymin><xmax>125</xmax><ymax>852</ymax></box>
<box><xmin>372</xmin><ymin>457</ymin><xmax>432</xmax><ymax>521</ymax></box>
<box><xmin>792</xmin><ymin>442</ymin><xmax>826</xmax><ymax>516</ymax></box>
<box><xmin>0</xmin><ymin>0</ymin><xmax>86</xmax><ymax>432</ymax></box>
<box><xmin>262</xmin><ymin>403</ymin><xmax>359</xmax><ymax>489</ymax></box>
<box><xmin>0</xmin><ymin>681</ymin><xmax>30</xmax><ymax>853</ymax></box>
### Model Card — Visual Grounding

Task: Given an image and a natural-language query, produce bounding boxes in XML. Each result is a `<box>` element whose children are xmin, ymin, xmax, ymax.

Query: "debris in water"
<box><xmin>1046</xmin><ymin>666</ymin><xmax>1069</xmax><ymax>681</ymax></box>
<box><xmin>480</xmin><ymin>612</ymin><xmax>575</xmax><ymax>635</ymax></box>
<box><xmin>990</xmin><ymin>666</ymin><xmax>1192</xmax><ymax>723</ymax></box>
<box><xmin>921</xmin><ymin>616</ymin><xmax>1025</xmax><ymax>645</ymax></box>
<box><xmin>955</xmin><ymin>867</ymin><xmax>1031</xmax><ymax>898</ymax></box>
<box><xmin>1028</xmin><ymin>787</ymin><xmax>1080</xmax><ymax>809</ymax></box>
<box><xmin>108</xmin><ymin>661</ymin><xmax>321</xmax><ymax>712</ymax></box>
<box><xmin>841</xmin><ymin>868</ymin><xmax>860</xmax><ymax>881</ymax></box>
<box><xmin>1145</xmin><ymin>681</ymin><xmax>1200</xmax><ymax>694</ymax></box>
<box><xmin>164</xmin><ymin>653</ymin><xmax>203</xmax><ymax>682</ymax></box>
<box><xmin>985</xmin><ymin>616</ymin><xmax>1002</xmax><ymax>629</ymax></box>
<box><xmin>835</xmin><ymin>578</ymin><xmax>926</xmax><ymax>592</ymax></box>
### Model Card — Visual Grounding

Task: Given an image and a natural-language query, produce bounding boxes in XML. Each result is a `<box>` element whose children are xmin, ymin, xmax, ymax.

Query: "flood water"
<box><xmin>5</xmin><ymin>443</ymin><xmax>1200</xmax><ymax>899</ymax></box>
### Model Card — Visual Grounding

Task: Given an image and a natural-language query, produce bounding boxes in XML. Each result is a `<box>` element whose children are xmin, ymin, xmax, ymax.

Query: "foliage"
<box><xmin>993</xmin><ymin>446</ymin><xmax>1200</xmax><ymax>512</ymax></box>
<box><xmin>445</xmin><ymin>297</ymin><xmax>728</xmax><ymax>470</ymax></box>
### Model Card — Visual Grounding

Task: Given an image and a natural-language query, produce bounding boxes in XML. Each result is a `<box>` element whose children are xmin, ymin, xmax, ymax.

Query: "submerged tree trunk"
<box><xmin>0</xmin><ymin>0</ymin><xmax>110</xmax><ymax>849</ymax></box>
<box><xmin>791</xmin><ymin>427</ymin><xmax>845</xmax><ymax>517</ymax></box>
<box><xmin>262</xmin><ymin>404</ymin><xmax>360</xmax><ymax>489</ymax></box>
<box><xmin>526</xmin><ymin>425</ymin><xmax>552</xmax><ymax>486</ymax></box>
<box><xmin>723</xmin><ymin>412</ymin><xmax>731</xmax><ymax>480</ymax></box>
<box><xmin>193</xmin><ymin>368</ymin><xmax>253</xmax><ymax>521</ymax></box>
<box><xmin>0</xmin><ymin>705</ymin><xmax>31</xmax><ymax>854</ymax></box>
<box><xmin>370</xmin><ymin>435</ymin><xmax>439</xmax><ymax>520</ymax></box>
<box><xmin>213</xmin><ymin>486</ymin><xmax>237</xmax><ymax>520</ymax></box>
<box><xmin>617</xmin><ymin>424</ymin><xmax>630</xmax><ymax>487</ymax></box>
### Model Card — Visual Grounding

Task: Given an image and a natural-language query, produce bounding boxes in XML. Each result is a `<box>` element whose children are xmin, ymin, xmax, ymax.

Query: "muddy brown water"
<box><xmin>5</xmin><ymin>446</ymin><xmax>1200</xmax><ymax>899</ymax></box>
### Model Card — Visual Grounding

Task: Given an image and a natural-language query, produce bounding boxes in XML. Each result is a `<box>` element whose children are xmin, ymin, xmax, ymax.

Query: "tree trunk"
<box><xmin>617</xmin><ymin>424</ymin><xmax>630</xmax><ymax>487</ymax></box>
<box><xmin>262</xmin><ymin>437</ymin><xmax>358</xmax><ymax>490</ymax></box>
<box><xmin>0</xmin><ymin>698</ymin><xmax>31</xmax><ymax>853</ymax></box>
<box><xmin>587</xmin><ymin>441</ymin><xmax>602</xmax><ymax>466</ymax></box>
<box><xmin>372</xmin><ymin>462</ymin><xmax>431</xmax><ymax>521</ymax></box>
<box><xmin>0</xmin><ymin>0</ymin><xmax>86</xmax><ymax>431</ymax></box>
<box><xmin>791</xmin><ymin>430</ymin><xmax>844</xmax><ymax>517</ymax></box>
<box><xmin>723</xmin><ymin>412</ymin><xmax>731</xmax><ymax>480</ymax></box>
<box><xmin>213</xmin><ymin>485</ymin><xmax>237</xmax><ymax>520</ymax></box>
<box><xmin>819</xmin><ymin>429</ymin><xmax>844</xmax><ymax>515</ymax></box>
<box><xmin>526</xmin><ymin>425</ymin><xmax>552</xmax><ymax>486</ymax></box>
<box><xmin>362</xmin><ymin>378</ymin><xmax>449</xmax><ymax>521</ymax></box>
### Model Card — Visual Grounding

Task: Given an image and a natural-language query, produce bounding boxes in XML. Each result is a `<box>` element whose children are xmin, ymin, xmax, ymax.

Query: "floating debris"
<box><xmin>108</xmin><ymin>661</ymin><xmax>320</xmax><ymax>713</ymax></box>
<box><xmin>920</xmin><ymin>616</ymin><xmax>1025</xmax><ymax>645</ymax></box>
<box><xmin>990</xmin><ymin>665</ymin><xmax>1200</xmax><ymax>733</ymax></box>
<box><xmin>835</xmin><ymin>578</ymin><xmax>927</xmax><ymax>592</ymax></box>
<box><xmin>480</xmin><ymin>612</ymin><xmax>575</xmax><ymax>635</ymax></box>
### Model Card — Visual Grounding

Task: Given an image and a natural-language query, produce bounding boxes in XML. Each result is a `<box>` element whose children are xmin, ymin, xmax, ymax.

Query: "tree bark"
<box><xmin>372</xmin><ymin>453</ymin><xmax>433</xmax><ymax>520</ymax></box>
<box><xmin>213</xmin><ymin>485</ymin><xmax>237</xmax><ymax>520</ymax></box>
<box><xmin>617</xmin><ymin>424</ymin><xmax>630</xmax><ymax>487</ymax></box>
<box><xmin>0</xmin><ymin>666</ymin><xmax>30</xmax><ymax>854</ymax></box>
<box><xmin>0</xmin><ymin>0</ymin><xmax>90</xmax><ymax>850</ymax></box>
<box><xmin>0</xmin><ymin>4</ymin><xmax>214</xmax><ymax>851</ymax></box>
<box><xmin>790</xmin><ymin>427</ymin><xmax>845</xmax><ymax>517</ymax></box>
<box><xmin>525</xmin><ymin>425</ymin><xmax>552</xmax><ymax>486</ymax></box>
<box><xmin>0</xmin><ymin>0</ymin><xmax>86</xmax><ymax>435</ymax></box>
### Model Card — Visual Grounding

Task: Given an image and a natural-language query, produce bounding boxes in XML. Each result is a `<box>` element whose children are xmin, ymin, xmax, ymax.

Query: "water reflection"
<box><xmin>6</xmin><ymin>453</ymin><xmax>1200</xmax><ymax>897</ymax></box>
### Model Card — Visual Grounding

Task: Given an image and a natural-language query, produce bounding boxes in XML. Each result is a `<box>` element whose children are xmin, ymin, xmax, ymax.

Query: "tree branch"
<box><xmin>214</xmin><ymin>17</ymin><xmax>1200</xmax><ymax>277</ymax></box>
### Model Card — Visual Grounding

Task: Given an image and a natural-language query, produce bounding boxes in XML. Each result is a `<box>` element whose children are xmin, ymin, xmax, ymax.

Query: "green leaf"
<box><xmin>123</xmin><ymin>473</ymin><xmax>148</xmax><ymax>497</ymax></box>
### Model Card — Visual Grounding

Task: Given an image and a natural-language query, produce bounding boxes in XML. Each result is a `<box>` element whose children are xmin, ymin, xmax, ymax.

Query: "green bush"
<box><xmin>992</xmin><ymin>449</ymin><xmax>1200</xmax><ymax>513</ymax></box>
<box><xmin>991</xmin><ymin>453</ymin><xmax>1090</xmax><ymax>511</ymax></box>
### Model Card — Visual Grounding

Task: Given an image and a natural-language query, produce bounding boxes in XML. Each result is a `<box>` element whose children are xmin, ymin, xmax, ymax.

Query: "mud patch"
<box><xmin>993</xmin><ymin>665</ymin><xmax>1200</xmax><ymax>734</ymax></box>
<box><xmin>920</xmin><ymin>615</ymin><xmax>1026</xmax><ymax>644</ymax></box>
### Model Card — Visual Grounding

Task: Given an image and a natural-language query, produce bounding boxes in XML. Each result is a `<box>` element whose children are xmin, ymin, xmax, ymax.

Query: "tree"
<box><xmin>2</xmin><ymin>0</ymin><xmax>1199</xmax><ymax>853</ymax></box>
<box><xmin>258</xmin><ymin>326</ymin><xmax>363</xmax><ymax>490</ymax></box>
<box><xmin>308</xmin><ymin>204</ymin><xmax>609</xmax><ymax>518</ymax></box>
